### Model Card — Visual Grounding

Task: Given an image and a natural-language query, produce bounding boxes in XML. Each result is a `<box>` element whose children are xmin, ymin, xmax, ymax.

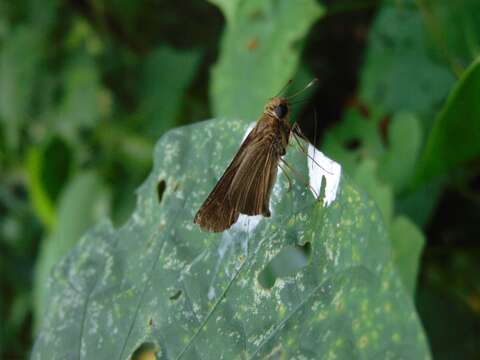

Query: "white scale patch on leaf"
<box><xmin>240</xmin><ymin>123</ymin><xmax>342</xmax><ymax>226</ymax></box>
<box><xmin>234</xmin><ymin>214</ymin><xmax>263</xmax><ymax>233</ymax></box>
<box><xmin>308</xmin><ymin>144</ymin><xmax>342</xmax><ymax>207</ymax></box>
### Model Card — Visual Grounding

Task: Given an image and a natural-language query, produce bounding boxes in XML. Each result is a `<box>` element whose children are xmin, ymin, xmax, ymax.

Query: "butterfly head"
<box><xmin>265</xmin><ymin>97</ymin><xmax>290</xmax><ymax>120</ymax></box>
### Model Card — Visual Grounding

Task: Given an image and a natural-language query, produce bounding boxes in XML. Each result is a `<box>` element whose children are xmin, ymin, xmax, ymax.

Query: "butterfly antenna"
<box><xmin>274</xmin><ymin>79</ymin><xmax>294</xmax><ymax>98</ymax></box>
<box><xmin>312</xmin><ymin>107</ymin><xmax>319</xmax><ymax>201</ymax></box>
<box><xmin>292</xmin><ymin>123</ymin><xmax>333</xmax><ymax>175</ymax></box>
<box><xmin>312</xmin><ymin>107</ymin><xmax>318</xmax><ymax>150</ymax></box>
<box><xmin>290</xmin><ymin>97</ymin><xmax>312</xmax><ymax>106</ymax></box>
<box><xmin>286</xmin><ymin>78</ymin><xmax>318</xmax><ymax>100</ymax></box>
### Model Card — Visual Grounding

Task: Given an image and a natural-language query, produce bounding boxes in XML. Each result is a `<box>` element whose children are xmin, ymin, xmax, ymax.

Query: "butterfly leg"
<box><xmin>278</xmin><ymin>162</ymin><xmax>293</xmax><ymax>193</ymax></box>
<box><xmin>279</xmin><ymin>158</ymin><xmax>320</xmax><ymax>199</ymax></box>
<box><xmin>291</xmin><ymin>123</ymin><xmax>333</xmax><ymax>175</ymax></box>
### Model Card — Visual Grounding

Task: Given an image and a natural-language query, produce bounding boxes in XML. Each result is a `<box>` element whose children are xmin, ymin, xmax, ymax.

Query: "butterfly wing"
<box><xmin>194</xmin><ymin>124</ymin><xmax>261</xmax><ymax>232</ymax></box>
<box><xmin>227</xmin><ymin>123</ymin><xmax>280</xmax><ymax>217</ymax></box>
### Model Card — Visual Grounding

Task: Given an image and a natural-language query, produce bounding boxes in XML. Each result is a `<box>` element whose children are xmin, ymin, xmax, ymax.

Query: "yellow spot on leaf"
<box><xmin>384</xmin><ymin>302</ymin><xmax>392</xmax><ymax>313</ymax></box>
<box><xmin>382</xmin><ymin>281</ymin><xmax>390</xmax><ymax>291</ymax></box>
<box><xmin>358</xmin><ymin>335</ymin><xmax>369</xmax><ymax>349</ymax></box>
<box><xmin>392</xmin><ymin>333</ymin><xmax>401</xmax><ymax>343</ymax></box>
<box><xmin>317</xmin><ymin>311</ymin><xmax>327</xmax><ymax>321</ymax></box>
<box><xmin>361</xmin><ymin>299</ymin><xmax>368</xmax><ymax>312</ymax></box>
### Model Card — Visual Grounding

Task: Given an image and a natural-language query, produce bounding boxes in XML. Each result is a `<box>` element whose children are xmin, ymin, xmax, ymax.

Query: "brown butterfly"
<box><xmin>194</xmin><ymin>81</ymin><xmax>317</xmax><ymax>232</ymax></box>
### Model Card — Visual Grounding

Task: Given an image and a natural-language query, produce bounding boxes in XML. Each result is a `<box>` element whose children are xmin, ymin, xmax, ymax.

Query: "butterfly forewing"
<box><xmin>193</xmin><ymin>125</ymin><xmax>259</xmax><ymax>232</ymax></box>
<box><xmin>227</xmin><ymin>116</ymin><xmax>281</xmax><ymax>217</ymax></box>
<box><xmin>194</xmin><ymin>114</ymin><xmax>290</xmax><ymax>232</ymax></box>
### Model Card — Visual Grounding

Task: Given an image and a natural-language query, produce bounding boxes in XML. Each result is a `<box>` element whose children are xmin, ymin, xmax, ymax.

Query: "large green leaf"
<box><xmin>209</xmin><ymin>0</ymin><xmax>323</xmax><ymax>120</ymax></box>
<box><xmin>414</xmin><ymin>57</ymin><xmax>480</xmax><ymax>186</ymax></box>
<box><xmin>33</xmin><ymin>119</ymin><xmax>430</xmax><ymax>359</ymax></box>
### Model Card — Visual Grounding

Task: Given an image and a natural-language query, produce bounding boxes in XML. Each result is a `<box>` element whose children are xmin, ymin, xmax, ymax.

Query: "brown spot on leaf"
<box><xmin>247</xmin><ymin>38</ymin><xmax>259</xmax><ymax>52</ymax></box>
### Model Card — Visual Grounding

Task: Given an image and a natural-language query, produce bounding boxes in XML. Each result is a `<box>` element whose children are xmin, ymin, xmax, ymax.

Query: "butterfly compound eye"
<box><xmin>274</xmin><ymin>103</ymin><xmax>288</xmax><ymax>119</ymax></box>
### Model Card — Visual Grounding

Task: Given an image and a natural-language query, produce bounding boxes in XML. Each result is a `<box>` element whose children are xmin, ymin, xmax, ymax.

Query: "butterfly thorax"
<box><xmin>261</xmin><ymin>97</ymin><xmax>292</xmax><ymax>155</ymax></box>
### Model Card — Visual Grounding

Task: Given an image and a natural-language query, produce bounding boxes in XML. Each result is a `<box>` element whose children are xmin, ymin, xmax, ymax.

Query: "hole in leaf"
<box><xmin>343</xmin><ymin>138</ymin><xmax>361</xmax><ymax>150</ymax></box>
<box><xmin>169</xmin><ymin>289</ymin><xmax>182</xmax><ymax>301</ymax></box>
<box><xmin>258</xmin><ymin>242</ymin><xmax>312</xmax><ymax>290</ymax></box>
<box><xmin>131</xmin><ymin>342</ymin><xmax>159</xmax><ymax>360</ymax></box>
<box><xmin>157</xmin><ymin>180</ymin><xmax>166</xmax><ymax>203</ymax></box>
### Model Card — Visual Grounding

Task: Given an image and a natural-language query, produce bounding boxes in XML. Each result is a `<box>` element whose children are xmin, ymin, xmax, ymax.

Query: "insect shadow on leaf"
<box><xmin>257</xmin><ymin>242</ymin><xmax>312</xmax><ymax>289</ymax></box>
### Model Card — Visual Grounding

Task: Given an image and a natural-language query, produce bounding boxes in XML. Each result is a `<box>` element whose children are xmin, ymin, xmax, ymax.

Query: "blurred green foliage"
<box><xmin>0</xmin><ymin>0</ymin><xmax>479</xmax><ymax>358</ymax></box>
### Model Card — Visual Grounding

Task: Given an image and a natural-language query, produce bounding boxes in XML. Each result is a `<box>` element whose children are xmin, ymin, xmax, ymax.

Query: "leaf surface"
<box><xmin>33</xmin><ymin>119</ymin><xmax>430</xmax><ymax>359</ymax></box>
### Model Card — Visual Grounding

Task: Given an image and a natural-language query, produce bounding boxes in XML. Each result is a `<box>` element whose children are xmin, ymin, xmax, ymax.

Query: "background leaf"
<box><xmin>33</xmin><ymin>171</ymin><xmax>109</xmax><ymax>334</ymax></box>
<box><xmin>209</xmin><ymin>0</ymin><xmax>324</xmax><ymax>120</ymax></box>
<box><xmin>54</xmin><ymin>55</ymin><xmax>103</xmax><ymax>137</ymax></box>
<box><xmin>417</xmin><ymin>0</ymin><xmax>480</xmax><ymax>72</ymax></box>
<box><xmin>139</xmin><ymin>46</ymin><xmax>202</xmax><ymax>138</ymax></box>
<box><xmin>390</xmin><ymin>216</ymin><xmax>425</xmax><ymax>295</ymax></box>
<box><xmin>414</xmin><ymin>57</ymin><xmax>480</xmax><ymax>186</ymax></box>
<box><xmin>0</xmin><ymin>26</ymin><xmax>42</xmax><ymax>149</ymax></box>
<box><xmin>26</xmin><ymin>137</ymin><xmax>75</xmax><ymax>229</ymax></box>
<box><xmin>359</xmin><ymin>0</ymin><xmax>455</xmax><ymax>119</ymax></box>
<box><xmin>378</xmin><ymin>113</ymin><xmax>422</xmax><ymax>192</ymax></box>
